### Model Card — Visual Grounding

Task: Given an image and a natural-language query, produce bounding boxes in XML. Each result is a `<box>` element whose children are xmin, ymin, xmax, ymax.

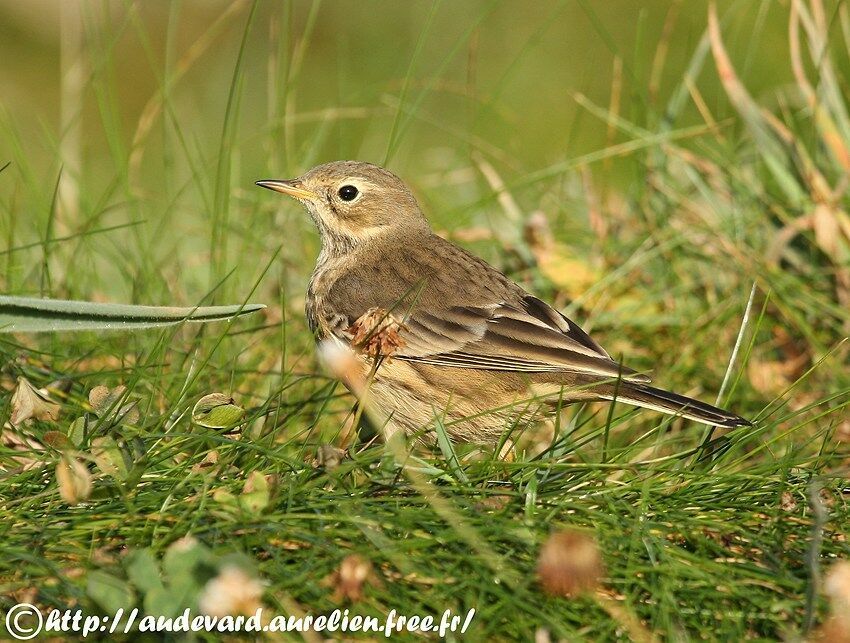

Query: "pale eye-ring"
<box><xmin>338</xmin><ymin>185</ymin><xmax>359</xmax><ymax>201</ymax></box>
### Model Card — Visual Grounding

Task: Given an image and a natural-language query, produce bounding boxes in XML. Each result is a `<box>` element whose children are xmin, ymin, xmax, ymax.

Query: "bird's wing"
<box><xmin>393</xmin><ymin>294</ymin><xmax>649</xmax><ymax>382</ymax></box>
<box><xmin>323</xmin><ymin>235</ymin><xmax>649</xmax><ymax>383</ymax></box>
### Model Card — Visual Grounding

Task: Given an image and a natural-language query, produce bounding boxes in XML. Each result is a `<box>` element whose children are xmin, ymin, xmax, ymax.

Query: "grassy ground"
<box><xmin>1</xmin><ymin>1</ymin><xmax>849</xmax><ymax>640</ymax></box>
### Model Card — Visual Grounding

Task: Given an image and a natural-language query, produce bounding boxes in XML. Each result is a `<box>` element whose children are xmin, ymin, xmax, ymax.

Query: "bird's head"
<box><xmin>257</xmin><ymin>161</ymin><xmax>430</xmax><ymax>255</ymax></box>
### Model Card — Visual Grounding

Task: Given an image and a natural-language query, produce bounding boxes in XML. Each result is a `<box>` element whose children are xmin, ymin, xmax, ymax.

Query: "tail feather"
<box><xmin>603</xmin><ymin>383</ymin><xmax>751</xmax><ymax>428</ymax></box>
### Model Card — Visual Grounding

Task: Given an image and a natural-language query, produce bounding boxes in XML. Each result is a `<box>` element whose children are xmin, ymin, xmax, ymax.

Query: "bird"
<box><xmin>257</xmin><ymin>161</ymin><xmax>750</xmax><ymax>445</ymax></box>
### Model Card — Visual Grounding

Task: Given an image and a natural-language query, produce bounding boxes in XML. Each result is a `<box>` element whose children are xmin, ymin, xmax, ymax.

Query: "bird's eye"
<box><xmin>338</xmin><ymin>185</ymin><xmax>359</xmax><ymax>201</ymax></box>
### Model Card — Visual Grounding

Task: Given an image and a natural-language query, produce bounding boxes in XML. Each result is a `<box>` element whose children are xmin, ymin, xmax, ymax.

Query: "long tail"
<box><xmin>602</xmin><ymin>382</ymin><xmax>751</xmax><ymax>428</ymax></box>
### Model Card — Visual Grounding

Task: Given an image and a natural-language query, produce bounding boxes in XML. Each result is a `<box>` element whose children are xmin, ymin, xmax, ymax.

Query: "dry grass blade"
<box><xmin>709</xmin><ymin>3</ymin><xmax>815</xmax><ymax>203</ymax></box>
<box><xmin>128</xmin><ymin>0</ymin><xmax>251</xmax><ymax>192</ymax></box>
<box><xmin>790</xmin><ymin>0</ymin><xmax>850</xmax><ymax>173</ymax></box>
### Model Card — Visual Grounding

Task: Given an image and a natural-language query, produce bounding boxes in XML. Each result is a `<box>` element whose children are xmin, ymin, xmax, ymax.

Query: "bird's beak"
<box><xmin>255</xmin><ymin>179</ymin><xmax>317</xmax><ymax>200</ymax></box>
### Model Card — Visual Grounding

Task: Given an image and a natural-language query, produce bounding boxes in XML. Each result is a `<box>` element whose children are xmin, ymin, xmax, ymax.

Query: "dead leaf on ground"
<box><xmin>747</xmin><ymin>360</ymin><xmax>796</xmax><ymax>396</ymax></box>
<box><xmin>88</xmin><ymin>385</ymin><xmax>140</xmax><ymax>426</ymax></box>
<box><xmin>472</xmin><ymin>495</ymin><xmax>512</xmax><ymax>512</ymax></box>
<box><xmin>313</xmin><ymin>444</ymin><xmax>347</xmax><ymax>471</ymax></box>
<box><xmin>10</xmin><ymin>377</ymin><xmax>60</xmax><ymax>426</ymax></box>
<box><xmin>747</xmin><ymin>327</ymin><xmax>810</xmax><ymax>396</ymax></box>
<box><xmin>322</xmin><ymin>554</ymin><xmax>381</xmax><ymax>603</ymax></box>
<box><xmin>779</xmin><ymin>492</ymin><xmax>798</xmax><ymax>513</ymax></box>
<box><xmin>191</xmin><ymin>450</ymin><xmax>221</xmax><ymax>474</ymax></box>
<box><xmin>0</xmin><ymin>423</ymin><xmax>46</xmax><ymax>471</ymax></box>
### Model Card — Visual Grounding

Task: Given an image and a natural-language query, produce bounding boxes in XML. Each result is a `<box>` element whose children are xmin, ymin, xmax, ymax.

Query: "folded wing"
<box><xmin>393</xmin><ymin>294</ymin><xmax>650</xmax><ymax>383</ymax></box>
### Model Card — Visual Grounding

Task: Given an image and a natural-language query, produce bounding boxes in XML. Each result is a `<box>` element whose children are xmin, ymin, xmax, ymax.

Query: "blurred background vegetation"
<box><xmin>0</xmin><ymin>0</ymin><xmax>812</xmax><ymax>300</ymax></box>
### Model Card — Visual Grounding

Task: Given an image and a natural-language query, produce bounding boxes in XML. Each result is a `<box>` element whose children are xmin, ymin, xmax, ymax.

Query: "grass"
<box><xmin>1</xmin><ymin>1</ymin><xmax>849</xmax><ymax>640</ymax></box>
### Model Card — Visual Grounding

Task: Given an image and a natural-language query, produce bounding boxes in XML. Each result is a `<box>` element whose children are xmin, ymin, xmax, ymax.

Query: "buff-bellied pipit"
<box><xmin>257</xmin><ymin>161</ymin><xmax>749</xmax><ymax>444</ymax></box>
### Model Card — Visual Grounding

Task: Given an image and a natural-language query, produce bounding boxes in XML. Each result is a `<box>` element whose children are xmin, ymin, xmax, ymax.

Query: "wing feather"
<box><xmin>387</xmin><ymin>298</ymin><xmax>648</xmax><ymax>382</ymax></box>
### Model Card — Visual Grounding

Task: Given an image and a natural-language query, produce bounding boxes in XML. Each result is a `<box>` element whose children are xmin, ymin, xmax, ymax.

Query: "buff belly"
<box><xmin>348</xmin><ymin>357</ymin><xmax>576</xmax><ymax>444</ymax></box>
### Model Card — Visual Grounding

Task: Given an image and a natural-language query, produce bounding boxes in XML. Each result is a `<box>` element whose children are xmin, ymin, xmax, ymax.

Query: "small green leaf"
<box><xmin>125</xmin><ymin>549</ymin><xmax>164</xmax><ymax>595</ymax></box>
<box><xmin>87</xmin><ymin>571</ymin><xmax>135</xmax><ymax>613</ymax></box>
<box><xmin>67</xmin><ymin>416</ymin><xmax>88</xmax><ymax>447</ymax></box>
<box><xmin>162</xmin><ymin>539</ymin><xmax>209</xmax><ymax>586</ymax></box>
<box><xmin>144</xmin><ymin>586</ymin><xmax>193</xmax><ymax>619</ymax></box>
<box><xmin>123</xmin><ymin>462</ymin><xmax>147</xmax><ymax>490</ymax></box>
<box><xmin>434</xmin><ymin>416</ymin><xmax>468</xmax><ymax>484</ymax></box>
<box><xmin>212</xmin><ymin>488</ymin><xmax>238</xmax><ymax>508</ymax></box>
<box><xmin>240</xmin><ymin>471</ymin><xmax>272</xmax><ymax>514</ymax></box>
<box><xmin>0</xmin><ymin>296</ymin><xmax>265</xmax><ymax>333</ymax></box>
<box><xmin>91</xmin><ymin>436</ymin><xmax>128</xmax><ymax>479</ymax></box>
<box><xmin>192</xmin><ymin>393</ymin><xmax>245</xmax><ymax>429</ymax></box>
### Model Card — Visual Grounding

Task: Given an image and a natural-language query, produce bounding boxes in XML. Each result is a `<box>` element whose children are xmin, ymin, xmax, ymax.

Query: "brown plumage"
<box><xmin>257</xmin><ymin>161</ymin><xmax>750</xmax><ymax>444</ymax></box>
